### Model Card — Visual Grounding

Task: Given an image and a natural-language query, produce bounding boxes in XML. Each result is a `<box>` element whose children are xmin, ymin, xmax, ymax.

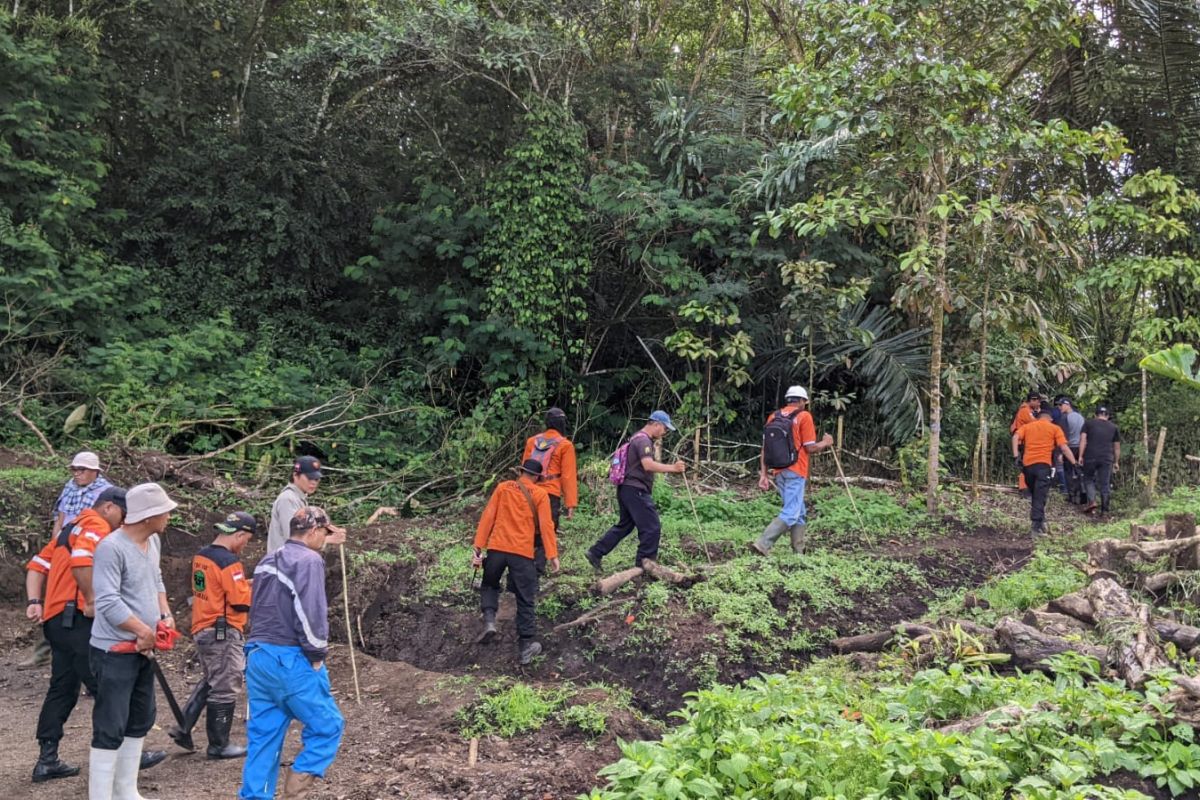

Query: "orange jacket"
<box><xmin>191</xmin><ymin>543</ymin><xmax>252</xmax><ymax>634</ymax></box>
<box><xmin>766</xmin><ymin>405</ymin><xmax>818</xmax><ymax>479</ymax></box>
<box><xmin>1010</xmin><ymin>403</ymin><xmax>1035</xmax><ymax>434</ymax></box>
<box><xmin>26</xmin><ymin>508</ymin><xmax>112</xmax><ymax>619</ymax></box>
<box><xmin>1017</xmin><ymin>418</ymin><xmax>1067</xmax><ymax>466</ymax></box>
<box><xmin>522</xmin><ymin>430</ymin><xmax>578</xmax><ymax>508</ymax></box>
<box><xmin>473</xmin><ymin>477</ymin><xmax>558</xmax><ymax>560</ymax></box>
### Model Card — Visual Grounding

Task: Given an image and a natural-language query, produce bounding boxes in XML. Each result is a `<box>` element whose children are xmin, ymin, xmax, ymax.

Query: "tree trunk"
<box><xmin>1021</xmin><ymin>609</ymin><xmax>1090</xmax><ymax>637</ymax></box>
<box><xmin>1047</xmin><ymin>592</ymin><xmax>1096</xmax><ymax>624</ymax></box>
<box><xmin>972</xmin><ymin>278</ymin><xmax>990</xmax><ymax>499</ymax></box>
<box><xmin>1167</xmin><ymin>513</ymin><xmax>1198</xmax><ymax>570</ymax></box>
<box><xmin>994</xmin><ymin>617</ymin><xmax>1108</xmax><ymax>670</ymax></box>
<box><xmin>925</xmin><ymin>214</ymin><xmax>949</xmax><ymax>513</ymax></box>
<box><xmin>594</xmin><ymin>567</ymin><xmax>644</xmax><ymax>595</ymax></box>
<box><xmin>832</xmin><ymin>624</ymin><xmax>934</xmax><ymax>654</ymax></box>
<box><xmin>1084</xmin><ymin>578</ymin><xmax>1168</xmax><ymax>687</ymax></box>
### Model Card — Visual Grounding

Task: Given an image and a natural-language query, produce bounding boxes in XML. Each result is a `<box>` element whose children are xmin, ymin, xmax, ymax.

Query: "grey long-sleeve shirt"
<box><xmin>267</xmin><ymin>483</ymin><xmax>308</xmax><ymax>554</ymax></box>
<box><xmin>90</xmin><ymin>530</ymin><xmax>166</xmax><ymax>652</ymax></box>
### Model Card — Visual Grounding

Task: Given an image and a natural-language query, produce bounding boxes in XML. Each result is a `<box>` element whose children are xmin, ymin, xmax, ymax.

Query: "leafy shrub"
<box><xmin>806</xmin><ymin>485</ymin><xmax>929</xmax><ymax>544</ymax></box>
<box><xmin>560</xmin><ymin>703</ymin><xmax>608</xmax><ymax>737</ymax></box>
<box><xmin>933</xmin><ymin>552</ymin><xmax>1086</xmax><ymax>625</ymax></box>
<box><xmin>584</xmin><ymin>659</ymin><xmax>1200</xmax><ymax>799</ymax></box>
<box><xmin>456</xmin><ymin>681</ymin><xmax>570</xmax><ymax>738</ymax></box>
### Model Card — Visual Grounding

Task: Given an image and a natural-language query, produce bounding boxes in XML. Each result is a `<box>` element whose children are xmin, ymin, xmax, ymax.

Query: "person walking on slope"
<box><xmin>474</xmin><ymin>459</ymin><xmax>560</xmax><ymax>665</ymax></box>
<box><xmin>167</xmin><ymin>511</ymin><xmax>256</xmax><ymax>759</ymax></box>
<box><xmin>25</xmin><ymin>487</ymin><xmax>167</xmax><ymax>783</ymax></box>
<box><xmin>585</xmin><ymin>411</ymin><xmax>685</xmax><ymax>571</ymax></box>
<box><xmin>521</xmin><ymin>407</ymin><xmax>578</xmax><ymax>573</ymax></box>
<box><xmin>267</xmin><ymin>456</ymin><xmax>346</xmax><ymax>554</ymax></box>
<box><xmin>88</xmin><ymin>482</ymin><xmax>178</xmax><ymax>800</ymax></box>
<box><xmin>239</xmin><ymin>507</ymin><xmax>345</xmax><ymax>800</ymax></box>
<box><xmin>1056</xmin><ymin>397</ymin><xmax>1086</xmax><ymax>504</ymax></box>
<box><xmin>1010</xmin><ymin>392</ymin><xmax>1042</xmax><ymax>496</ymax></box>
<box><xmin>749</xmin><ymin>386</ymin><xmax>834</xmax><ymax>556</ymax></box>
<box><xmin>1012</xmin><ymin>411</ymin><xmax>1078</xmax><ymax>536</ymax></box>
<box><xmin>1079</xmin><ymin>405</ymin><xmax>1121</xmax><ymax>516</ymax></box>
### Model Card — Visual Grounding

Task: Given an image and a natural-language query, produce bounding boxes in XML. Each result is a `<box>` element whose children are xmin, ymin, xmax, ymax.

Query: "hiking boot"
<box><xmin>32</xmin><ymin>740</ymin><xmax>79</xmax><ymax>783</ymax></box>
<box><xmin>476</xmin><ymin>609</ymin><xmax>498</xmax><ymax>644</ymax></box>
<box><xmin>20</xmin><ymin>639</ymin><xmax>51</xmax><ymax>668</ymax></box>
<box><xmin>584</xmin><ymin>550</ymin><xmax>602</xmax><ymax>573</ymax></box>
<box><xmin>205</xmin><ymin>702</ymin><xmax>247</xmax><ymax>759</ymax></box>
<box><xmin>789</xmin><ymin>523</ymin><xmax>807</xmax><ymax>555</ymax></box>
<box><xmin>283</xmin><ymin>769</ymin><xmax>318</xmax><ymax>800</ymax></box>
<box><xmin>518</xmin><ymin>639</ymin><xmax>542</xmax><ymax>665</ymax></box>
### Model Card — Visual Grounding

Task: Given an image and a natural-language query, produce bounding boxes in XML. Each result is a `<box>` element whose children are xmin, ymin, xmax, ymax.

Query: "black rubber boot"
<box><xmin>476</xmin><ymin>609</ymin><xmax>498</xmax><ymax>644</ymax></box>
<box><xmin>205</xmin><ymin>702</ymin><xmax>247</xmax><ymax>759</ymax></box>
<box><xmin>139</xmin><ymin>748</ymin><xmax>167</xmax><ymax>770</ymax></box>
<box><xmin>518</xmin><ymin>638</ymin><xmax>542</xmax><ymax>666</ymax></box>
<box><xmin>31</xmin><ymin>739</ymin><xmax>80</xmax><ymax>783</ymax></box>
<box><xmin>167</xmin><ymin>680</ymin><xmax>210</xmax><ymax>751</ymax></box>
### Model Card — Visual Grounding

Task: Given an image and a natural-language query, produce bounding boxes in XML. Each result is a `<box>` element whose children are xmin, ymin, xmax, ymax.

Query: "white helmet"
<box><xmin>784</xmin><ymin>385</ymin><xmax>809</xmax><ymax>401</ymax></box>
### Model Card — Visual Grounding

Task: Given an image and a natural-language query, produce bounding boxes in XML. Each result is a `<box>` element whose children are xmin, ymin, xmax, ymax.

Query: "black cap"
<box><xmin>546</xmin><ymin>407</ymin><xmax>566</xmax><ymax>422</ymax></box>
<box><xmin>518</xmin><ymin>458</ymin><xmax>543</xmax><ymax>476</ymax></box>
<box><xmin>1057</xmin><ymin>396</ymin><xmax>1072</xmax><ymax>407</ymax></box>
<box><xmin>293</xmin><ymin>455</ymin><xmax>323</xmax><ymax>480</ymax></box>
<box><xmin>215</xmin><ymin>511</ymin><xmax>258</xmax><ymax>536</ymax></box>
<box><xmin>94</xmin><ymin>487</ymin><xmax>127</xmax><ymax>511</ymax></box>
<box><xmin>1026</xmin><ymin>390</ymin><xmax>1041</xmax><ymax>401</ymax></box>
<box><xmin>1097</xmin><ymin>405</ymin><xmax>1110</xmax><ymax>416</ymax></box>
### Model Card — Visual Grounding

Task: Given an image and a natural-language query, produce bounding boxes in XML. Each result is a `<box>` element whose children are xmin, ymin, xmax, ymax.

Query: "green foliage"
<box><xmin>806</xmin><ymin>485</ymin><xmax>929</xmax><ymax>545</ymax></box>
<box><xmin>687</xmin><ymin>551</ymin><xmax>923</xmax><ymax>660</ymax></box>
<box><xmin>1141</xmin><ymin>344</ymin><xmax>1200</xmax><ymax>389</ymax></box>
<box><xmin>560</xmin><ymin>703</ymin><xmax>609</xmax><ymax>737</ymax></box>
<box><xmin>933</xmin><ymin>553</ymin><xmax>1086</xmax><ymax>626</ymax></box>
<box><xmin>456</xmin><ymin>681</ymin><xmax>570</xmax><ymax>738</ymax></box>
<box><xmin>585</xmin><ymin>659</ymin><xmax>1197</xmax><ymax>799</ymax></box>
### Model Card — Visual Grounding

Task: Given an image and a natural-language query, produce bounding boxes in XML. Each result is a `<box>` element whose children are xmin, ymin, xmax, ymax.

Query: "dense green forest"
<box><xmin>3</xmin><ymin>0</ymin><xmax>1199</xmax><ymax>502</ymax></box>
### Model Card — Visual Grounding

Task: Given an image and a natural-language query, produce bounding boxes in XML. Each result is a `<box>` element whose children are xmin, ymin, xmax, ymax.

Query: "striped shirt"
<box><xmin>54</xmin><ymin>475</ymin><xmax>112</xmax><ymax>524</ymax></box>
<box><xmin>248</xmin><ymin>540</ymin><xmax>329</xmax><ymax>663</ymax></box>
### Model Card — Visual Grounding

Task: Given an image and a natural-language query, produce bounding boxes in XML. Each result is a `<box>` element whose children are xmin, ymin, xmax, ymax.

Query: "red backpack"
<box><xmin>529</xmin><ymin>436</ymin><xmax>562</xmax><ymax>482</ymax></box>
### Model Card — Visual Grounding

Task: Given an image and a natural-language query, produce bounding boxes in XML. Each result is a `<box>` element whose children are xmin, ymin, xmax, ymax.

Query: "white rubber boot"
<box><xmin>112</xmin><ymin>737</ymin><xmax>159</xmax><ymax>800</ymax></box>
<box><xmin>88</xmin><ymin>747</ymin><xmax>119</xmax><ymax>800</ymax></box>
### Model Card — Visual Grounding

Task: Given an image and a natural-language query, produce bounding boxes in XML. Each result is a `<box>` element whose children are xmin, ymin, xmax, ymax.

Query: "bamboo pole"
<box><xmin>1148</xmin><ymin>427</ymin><xmax>1168</xmax><ymax>501</ymax></box>
<box><xmin>339</xmin><ymin>543</ymin><xmax>362</xmax><ymax>704</ymax></box>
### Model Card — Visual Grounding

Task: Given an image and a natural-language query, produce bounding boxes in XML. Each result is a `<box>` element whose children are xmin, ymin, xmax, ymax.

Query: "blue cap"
<box><xmin>649</xmin><ymin>410</ymin><xmax>676</xmax><ymax>431</ymax></box>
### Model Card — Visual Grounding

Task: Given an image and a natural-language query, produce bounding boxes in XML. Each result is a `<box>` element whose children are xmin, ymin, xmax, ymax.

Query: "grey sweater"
<box><xmin>90</xmin><ymin>530</ymin><xmax>166</xmax><ymax>652</ymax></box>
<box><xmin>267</xmin><ymin>483</ymin><xmax>308</xmax><ymax>554</ymax></box>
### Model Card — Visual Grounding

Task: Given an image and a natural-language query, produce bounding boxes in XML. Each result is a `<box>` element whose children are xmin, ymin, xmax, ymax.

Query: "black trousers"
<box><xmin>36</xmin><ymin>613</ymin><xmax>99</xmax><ymax>743</ymax></box>
<box><xmin>1083</xmin><ymin>460</ymin><xmax>1114</xmax><ymax>506</ymax></box>
<box><xmin>1022</xmin><ymin>463</ymin><xmax>1054</xmax><ymax>528</ymax></box>
<box><xmin>481</xmin><ymin>551</ymin><xmax>539</xmax><ymax>639</ymax></box>
<box><xmin>590</xmin><ymin>484</ymin><xmax>662</xmax><ymax>566</ymax></box>
<box><xmin>90</xmin><ymin>648</ymin><xmax>156</xmax><ymax>749</ymax></box>
<box><xmin>533</xmin><ymin>494</ymin><xmax>561</xmax><ymax>572</ymax></box>
<box><xmin>1063</xmin><ymin>447</ymin><xmax>1083</xmax><ymax>502</ymax></box>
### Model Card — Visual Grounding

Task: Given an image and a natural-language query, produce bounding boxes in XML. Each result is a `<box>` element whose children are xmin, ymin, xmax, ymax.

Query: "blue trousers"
<box><xmin>774</xmin><ymin>472</ymin><xmax>808</xmax><ymax>526</ymax></box>
<box><xmin>239</xmin><ymin>643</ymin><xmax>344</xmax><ymax>799</ymax></box>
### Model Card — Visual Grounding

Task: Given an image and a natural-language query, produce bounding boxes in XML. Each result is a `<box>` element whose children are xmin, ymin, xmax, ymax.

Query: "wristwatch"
<box><xmin>27</xmin><ymin>598</ymin><xmax>42</xmax><ymax>606</ymax></box>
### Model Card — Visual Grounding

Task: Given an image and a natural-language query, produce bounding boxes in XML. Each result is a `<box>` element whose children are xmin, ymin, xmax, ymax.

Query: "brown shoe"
<box><xmin>283</xmin><ymin>769</ymin><xmax>318</xmax><ymax>800</ymax></box>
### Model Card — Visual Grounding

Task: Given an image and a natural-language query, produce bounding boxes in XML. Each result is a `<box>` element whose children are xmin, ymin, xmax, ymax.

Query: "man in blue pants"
<box><xmin>239</xmin><ymin>507</ymin><xmax>345</xmax><ymax>800</ymax></box>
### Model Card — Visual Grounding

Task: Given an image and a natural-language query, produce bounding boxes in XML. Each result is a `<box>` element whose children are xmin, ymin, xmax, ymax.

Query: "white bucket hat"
<box><xmin>124</xmin><ymin>482</ymin><xmax>178</xmax><ymax>524</ymax></box>
<box><xmin>784</xmin><ymin>385</ymin><xmax>809</xmax><ymax>401</ymax></box>
<box><xmin>70</xmin><ymin>451</ymin><xmax>101</xmax><ymax>470</ymax></box>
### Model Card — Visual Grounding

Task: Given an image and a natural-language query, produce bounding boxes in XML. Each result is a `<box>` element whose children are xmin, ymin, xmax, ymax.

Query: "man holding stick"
<box><xmin>239</xmin><ymin>506</ymin><xmax>345</xmax><ymax>800</ymax></box>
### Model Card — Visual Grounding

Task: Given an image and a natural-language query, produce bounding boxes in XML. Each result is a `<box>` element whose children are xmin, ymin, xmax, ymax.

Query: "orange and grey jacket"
<box><xmin>191</xmin><ymin>543</ymin><xmax>251</xmax><ymax>634</ymax></box>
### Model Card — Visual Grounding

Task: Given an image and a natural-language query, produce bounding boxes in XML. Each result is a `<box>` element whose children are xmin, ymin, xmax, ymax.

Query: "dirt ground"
<box><xmin>0</xmin><ymin>601</ymin><xmax>627</xmax><ymax>800</ymax></box>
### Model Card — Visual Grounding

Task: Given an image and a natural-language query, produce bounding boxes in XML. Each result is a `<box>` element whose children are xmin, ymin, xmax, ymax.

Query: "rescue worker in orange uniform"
<box><xmin>1012</xmin><ymin>410</ymin><xmax>1077</xmax><ymax>536</ymax></box>
<box><xmin>24</xmin><ymin>488</ymin><xmax>169</xmax><ymax>783</ymax></box>
<box><xmin>521</xmin><ymin>407</ymin><xmax>578</xmax><ymax>572</ymax></box>
<box><xmin>1009</xmin><ymin>391</ymin><xmax>1042</xmax><ymax>495</ymax></box>
<box><xmin>473</xmin><ymin>459</ymin><xmax>560</xmax><ymax>665</ymax></box>
<box><xmin>166</xmin><ymin>511</ymin><xmax>256</xmax><ymax>759</ymax></box>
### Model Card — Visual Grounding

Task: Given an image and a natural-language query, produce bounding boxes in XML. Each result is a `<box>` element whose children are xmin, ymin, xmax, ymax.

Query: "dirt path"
<box><xmin>0</xmin><ymin>607</ymin><xmax>618</xmax><ymax>800</ymax></box>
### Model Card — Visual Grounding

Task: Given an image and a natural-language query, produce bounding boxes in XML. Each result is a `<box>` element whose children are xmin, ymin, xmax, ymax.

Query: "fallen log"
<box><xmin>1142</xmin><ymin>572</ymin><xmax>1185</xmax><ymax>593</ymax></box>
<box><xmin>1022</xmin><ymin>609</ymin><xmax>1091</xmax><ymax>637</ymax></box>
<box><xmin>935</xmin><ymin>701</ymin><xmax>1054</xmax><ymax>735</ymax></box>
<box><xmin>1085</xmin><ymin>535</ymin><xmax>1200</xmax><ymax>572</ymax></box>
<box><xmin>1085</xmin><ymin>578</ymin><xmax>1169</xmax><ymax>687</ymax></box>
<box><xmin>994</xmin><ymin>617</ymin><xmax>1108</xmax><ymax>670</ymax></box>
<box><xmin>1047</xmin><ymin>592</ymin><xmax>1096</xmax><ymax>625</ymax></box>
<box><xmin>833</xmin><ymin>624</ymin><xmax>934</xmax><ymax>654</ymax></box>
<box><xmin>1152</xmin><ymin>619</ymin><xmax>1200</xmax><ymax>650</ymax></box>
<box><xmin>594</xmin><ymin>567</ymin><xmax>644</xmax><ymax>596</ymax></box>
<box><xmin>551</xmin><ymin>599</ymin><xmax>624</xmax><ymax>633</ymax></box>
<box><xmin>640</xmin><ymin>559</ymin><xmax>690</xmax><ymax>585</ymax></box>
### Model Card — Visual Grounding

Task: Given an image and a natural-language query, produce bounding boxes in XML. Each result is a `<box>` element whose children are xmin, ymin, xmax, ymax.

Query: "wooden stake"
<box><xmin>468</xmin><ymin>737</ymin><xmax>479</xmax><ymax>767</ymax></box>
<box><xmin>1148</xmin><ymin>426</ymin><xmax>1167</xmax><ymax>501</ymax></box>
<box><xmin>338</xmin><ymin>543</ymin><xmax>362</xmax><ymax>704</ymax></box>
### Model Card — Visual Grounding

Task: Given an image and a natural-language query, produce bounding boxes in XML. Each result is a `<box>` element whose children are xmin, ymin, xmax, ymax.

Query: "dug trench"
<box><xmin>342</xmin><ymin>519</ymin><xmax>1033</xmax><ymax>716</ymax></box>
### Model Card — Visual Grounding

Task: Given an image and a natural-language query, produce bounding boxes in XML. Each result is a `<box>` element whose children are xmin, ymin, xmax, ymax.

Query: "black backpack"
<box><xmin>762</xmin><ymin>409</ymin><xmax>800</xmax><ymax>470</ymax></box>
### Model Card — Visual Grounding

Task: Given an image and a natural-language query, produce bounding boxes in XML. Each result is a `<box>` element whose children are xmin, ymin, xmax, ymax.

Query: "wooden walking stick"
<box><xmin>338</xmin><ymin>542</ymin><xmax>362</xmax><ymax>704</ymax></box>
<box><xmin>829</xmin><ymin>446</ymin><xmax>869</xmax><ymax>543</ymax></box>
<box><xmin>680</xmin><ymin>470</ymin><xmax>713</xmax><ymax>563</ymax></box>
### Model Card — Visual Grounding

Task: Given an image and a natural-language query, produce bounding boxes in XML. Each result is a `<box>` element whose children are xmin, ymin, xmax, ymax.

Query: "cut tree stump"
<box><xmin>1167</xmin><ymin>514</ymin><xmax>1199</xmax><ymax>571</ymax></box>
<box><xmin>1022</xmin><ymin>609</ymin><xmax>1091</xmax><ymax>637</ymax></box>
<box><xmin>1047</xmin><ymin>592</ymin><xmax>1096</xmax><ymax>625</ymax></box>
<box><xmin>832</xmin><ymin>624</ymin><xmax>934</xmax><ymax>654</ymax></box>
<box><xmin>993</xmin><ymin>617</ymin><xmax>1108</xmax><ymax>670</ymax></box>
